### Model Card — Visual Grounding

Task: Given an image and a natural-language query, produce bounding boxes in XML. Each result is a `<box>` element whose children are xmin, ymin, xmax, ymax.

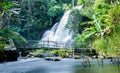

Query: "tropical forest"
<box><xmin>0</xmin><ymin>0</ymin><xmax>120</xmax><ymax>73</ymax></box>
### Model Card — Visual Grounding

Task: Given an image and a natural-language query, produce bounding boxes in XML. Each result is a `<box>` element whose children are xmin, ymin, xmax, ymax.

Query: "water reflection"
<box><xmin>74</xmin><ymin>64</ymin><xmax>120</xmax><ymax>73</ymax></box>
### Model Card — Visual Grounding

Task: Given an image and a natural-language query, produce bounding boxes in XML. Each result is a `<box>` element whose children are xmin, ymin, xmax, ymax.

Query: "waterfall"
<box><xmin>39</xmin><ymin>5</ymin><xmax>82</xmax><ymax>48</ymax></box>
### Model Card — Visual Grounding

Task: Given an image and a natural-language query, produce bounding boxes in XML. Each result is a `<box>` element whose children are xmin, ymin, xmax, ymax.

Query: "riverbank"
<box><xmin>0</xmin><ymin>50</ymin><xmax>18</xmax><ymax>62</ymax></box>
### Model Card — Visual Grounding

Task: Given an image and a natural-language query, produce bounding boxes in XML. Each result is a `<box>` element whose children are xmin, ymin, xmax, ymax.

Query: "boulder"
<box><xmin>0</xmin><ymin>39</ymin><xmax>18</xmax><ymax>62</ymax></box>
<box><xmin>4</xmin><ymin>39</ymin><xmax>16</xmax><ymax>50</ymax></box>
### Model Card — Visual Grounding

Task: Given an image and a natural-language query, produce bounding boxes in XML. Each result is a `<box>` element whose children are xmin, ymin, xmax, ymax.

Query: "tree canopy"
<box><xmin>0</xmin><ymin>0</ymin><xmax>120</xmax><ymax>57</ymax></box>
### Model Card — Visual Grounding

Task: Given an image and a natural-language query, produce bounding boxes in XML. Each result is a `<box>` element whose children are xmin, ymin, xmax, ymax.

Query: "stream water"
<box><xmin>0</xmin><ymin>58</ymin><xmax>119</xmax><ymax>73</ymax></box>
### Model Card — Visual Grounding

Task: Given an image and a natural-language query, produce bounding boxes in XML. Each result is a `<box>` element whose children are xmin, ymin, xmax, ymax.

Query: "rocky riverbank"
<box><xmin>0</xmin><ymin>50</ymin><xmax>18</xmax><ymax>62</ymax></box>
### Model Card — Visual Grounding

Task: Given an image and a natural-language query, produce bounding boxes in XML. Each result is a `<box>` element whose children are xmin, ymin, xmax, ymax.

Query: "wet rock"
<box><xmin>4</xmin><ymin>50</ymin><xmax>18</xmax><ymax>61</ymax></box>
<box><xmin>0</xmin><ymin>39</ymin><xmax>18</xmax><ymax>62</ymax></box>
<box><xmin>0</xmin><ymin>50</ymin><xmax>18</xmax><ymax>62</ymax></box>
<box><xmin>4</xmin><ymin>39</ymin><xmax>16</xmax><ymax>50</ymax></box>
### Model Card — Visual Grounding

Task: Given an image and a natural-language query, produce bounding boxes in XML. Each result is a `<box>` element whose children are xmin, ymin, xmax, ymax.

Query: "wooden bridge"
<box><xmin>17</xmin><ymin>40</ymin><xmax>75</xmax><ymax>49</ymax></box>
<box><xmin>17</xmin><ymin>40</ymin><xmax>97</xmax><ymax>57</ymax></box>
<box><xmin>17</xmin><ymin>40</ymin><xmax>96</xmax><ymax>54</ymax></box>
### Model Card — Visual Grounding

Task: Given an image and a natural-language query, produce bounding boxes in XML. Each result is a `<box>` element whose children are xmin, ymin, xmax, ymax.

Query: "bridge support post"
<box><xmin>73</xmin><ymin>49</ymin><xmax>74</xmax><ymax>58</ymax></box>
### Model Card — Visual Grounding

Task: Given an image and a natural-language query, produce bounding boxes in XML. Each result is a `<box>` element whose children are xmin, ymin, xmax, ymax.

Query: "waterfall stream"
<box><xmin>39</xmin><ymin>6</ymin><xmax>82</xmax><ymax>48</ymax></box>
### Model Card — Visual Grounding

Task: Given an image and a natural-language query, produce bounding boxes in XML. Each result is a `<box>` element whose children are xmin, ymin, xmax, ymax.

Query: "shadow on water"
<box><xmin>26</xmin><ymin>67</ymin><xmax>48</xmax><ymax>73</ymax></box>
<box><xmin>74</xmin><ymin>64</ymin><xmax>120</xmax><ymax>73</ymax></box>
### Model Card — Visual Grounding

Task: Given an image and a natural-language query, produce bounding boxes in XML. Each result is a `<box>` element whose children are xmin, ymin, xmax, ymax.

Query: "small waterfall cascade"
<box><xmin>39</xmin><ymin>5</ymin><xmax>82</xmax><ymax>48</ymax></box>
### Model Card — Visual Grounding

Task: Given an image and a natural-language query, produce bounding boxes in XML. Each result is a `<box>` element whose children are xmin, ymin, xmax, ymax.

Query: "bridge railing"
<box><xmin>17</xmin><ymin>40</ymin><xmax>74</xmax><ymax>49</ymax></box>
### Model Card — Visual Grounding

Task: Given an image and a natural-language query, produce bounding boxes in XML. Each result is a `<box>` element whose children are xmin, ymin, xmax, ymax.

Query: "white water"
<box><xmin>39</xmin><ymin>6</ymin><xmax>82</xmax><ymax>48</ymax></box>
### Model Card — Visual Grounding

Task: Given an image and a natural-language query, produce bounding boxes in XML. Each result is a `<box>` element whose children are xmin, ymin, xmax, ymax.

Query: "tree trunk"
<box><xmin>72</xmin><ymin>0</ymin><xmax>74</xmax><ymax>7</ymax></box>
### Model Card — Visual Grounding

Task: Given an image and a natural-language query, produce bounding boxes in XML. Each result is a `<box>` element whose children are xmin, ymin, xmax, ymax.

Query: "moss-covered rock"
<box><xmin>0</xmin><ymin>28</ymin><xmax>27</xmax><ymax>48</ymax></box>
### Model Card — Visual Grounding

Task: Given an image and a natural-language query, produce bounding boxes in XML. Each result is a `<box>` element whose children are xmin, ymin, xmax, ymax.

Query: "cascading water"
<box><xmin>39</xmin><ymin>5</ymin><xmax>82</xmax><ymax>48</ymax></box>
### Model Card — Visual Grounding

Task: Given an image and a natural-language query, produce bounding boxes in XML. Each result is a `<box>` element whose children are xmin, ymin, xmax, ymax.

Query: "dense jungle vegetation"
<box><xmin>0</xmin><ymin>0</ymin><xmax>120</xmax><ymax>57</ymax></box>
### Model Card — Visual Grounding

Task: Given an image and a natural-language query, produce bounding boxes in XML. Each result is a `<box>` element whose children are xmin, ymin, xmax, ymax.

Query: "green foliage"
<box><xmin>47</xmin><ymin>0</ymin><xmax>62</xmax><ymax>17</ymax></box>
<box><xmin>48</xmin><ymin>0</ymin><xmax>57</xmax><ymax>7</ymax></box>
<box><xmin>80</xmin><ymin>0</ymin><xmax>95</xmax><ymax>18</ymax></box>
<box><xmin>9</xmin><ymin>32</ymin><xmax>27</xmax><ymax>48</ymax></box>
<box><xmin>0</xmin><ymin>0</ymin><xmax>20</xmax><ymax>29</ymax></box>
<box><xmin>32</xmin><ymin>49</ymin><xmax>45</xmax><ymax>56</ymax></box>
<box><xmin>8</xmin><ymin>0</ymin><xmax>67</xmax><ymax>40</ymax></box>
<box><xmin>0</xmin><ymin>28</ymin><xmax>27</xmax><ymax>48</ymax></box>
<box><xmin>108</xmin><ymin>3</ymin><xmax>120</xmax><ymax>28</ymax></box>
<box><xmin>75</xmin><ymin>30</ymin><xmax>94</xmax><ymax>48</ymax></box>
<box><xmin>63</xmin><ymin>4</ymin><xmax>71</xmax><ymax>10</ymax></box>
<box><xmin>0</xmin><ymin>0</ymin><xmax>19</xmax><ymax>11</ymax></box>
<box><xmin>30</xmin><ymin>48</ymin><xmax>73</xmax><ymax>58</ymax></box>
<box><xmin>77</xmin><ymin>0</ymin><xmax>85</xmax><ymax>5</ymax></box>
<box><xmin>0</xmin><ymin>0</ymin><xmax>25</xmax><ymax>49</ymax></box>
<box><xmin>49</xmin><ymin>50</ymin><xmax>58</xmax><ymax>55</ymax></box>
<box><xmin>75</xmin><ymin>14</ymin><xmax>103</xmax><ymax>48</ymax></box>
<box><xmin>47</xmin><ymin>5</ymin><xmax>63</xmax><ymax>17</ymax></box>
<box><xmin>57</xmin><ymin>49</ymin><xmax>66</xmax><ymax>57</ymax></box>
<box><xmin>66</xmin><ymin>9</ymin><xmax>82</xmax><ymax>33</ymax></box>
<box><xmin>93</xmin><ymin>15</ymin><xmax>102</xmax><ymax>33</ymax></box>
<box><xmin>107</xmin><ymin>35</ymin><xmax>120</xmax><ymax>57</ymax></box>
<box><xmin>92</xmin><ymin>32</ymin><xmax>120</xmax><ymax>57</ymax></box>
<box><xmin>92</xmin><ymin>38</ymin><xmax>107</xmax><ymax>56</ymax></box>
<box><xmin>94</xmin><ymin>0</ymin><xmax>111</xmax><ymax>20</ymax></box>
<box><xmin>1</xmin><ymin>0</ymin><xmax>120</xmax><ymax>57</ymax></box>
<box><xmin>0</xmin><ymin>36</ymin><xmax>6</xmax><ymax>51</ymax></box>
<box><xmin>75</xmin><ymin>0</ymin><xmax>120</xmax><ymax>57</ymax></box>
<box><xmin>0</xmin><ymin>0</ymin><xmax>78</xmax><ymax>40</ymax></box>
<box><xmin>105</xmin><ymin>3</ymin><xmax>120</xmax><ymax>57</ymax></box>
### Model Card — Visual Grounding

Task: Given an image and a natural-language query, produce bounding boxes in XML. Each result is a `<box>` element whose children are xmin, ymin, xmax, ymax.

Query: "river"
<box><xmin>0</xmin><ymin>58</ymin><xmax>119</xmax><ymax>73</ymax></box>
